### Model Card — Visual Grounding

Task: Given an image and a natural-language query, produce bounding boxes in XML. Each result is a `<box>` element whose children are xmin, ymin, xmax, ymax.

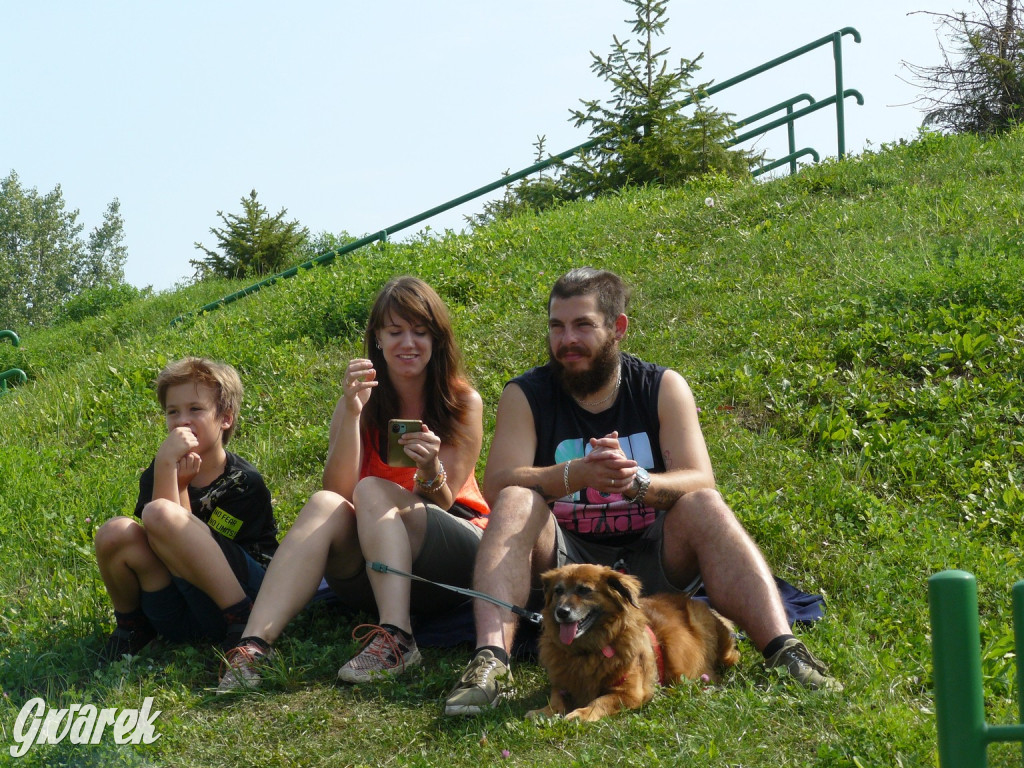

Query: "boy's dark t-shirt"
<box><xmin>134</xmin><ymin>452</ymin><xmax>278</xmax><ymax>578</ymax></box>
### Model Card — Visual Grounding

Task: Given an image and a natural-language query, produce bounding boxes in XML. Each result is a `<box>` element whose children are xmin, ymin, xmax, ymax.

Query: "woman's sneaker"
<box><xmin>337</xmin><ymin>624</ymin><xmax>422</xmax><ymax>683</ymax></box>
<box><xmin>217</xmin><ymin>641</ymin><xmax>275</xmax><ymax>694</ymax></box>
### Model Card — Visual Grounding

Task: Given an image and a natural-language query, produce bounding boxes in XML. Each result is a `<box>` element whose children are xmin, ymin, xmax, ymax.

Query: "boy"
<box><xmin>94</xmin><ymin>357</ymin><xmax>278</xmax><ymax>664</ymax></box>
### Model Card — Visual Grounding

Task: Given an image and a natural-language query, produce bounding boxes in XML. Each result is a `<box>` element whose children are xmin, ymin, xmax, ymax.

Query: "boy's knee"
<box><xmin>139</xmin><ymin>498</ymin><xmax>187</xmax><ymax>540</ymax></box>
<box><xmin>94</xmin><ymin>516</ymin><xmax>149</xmax><ymax>565</ymax></box>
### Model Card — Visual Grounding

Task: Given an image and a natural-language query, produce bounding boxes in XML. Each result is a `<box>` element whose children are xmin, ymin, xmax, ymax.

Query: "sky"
<box><xmin>2</xmin><ymin>1</ymin><xmax>961</xmax><ymax>292</ymax></box>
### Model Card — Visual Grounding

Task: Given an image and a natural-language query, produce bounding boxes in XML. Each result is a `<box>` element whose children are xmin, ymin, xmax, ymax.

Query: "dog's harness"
<box><xmin>605</xmin><ymin>624</ymin><xmax>667</xmax><ymax>687</ymax></box>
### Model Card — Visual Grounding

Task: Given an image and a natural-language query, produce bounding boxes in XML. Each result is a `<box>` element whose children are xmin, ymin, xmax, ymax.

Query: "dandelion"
<box><xmin>704</xmin><ymin>197</ymin><xmax>715</xmax><ymax>207</ymax></box>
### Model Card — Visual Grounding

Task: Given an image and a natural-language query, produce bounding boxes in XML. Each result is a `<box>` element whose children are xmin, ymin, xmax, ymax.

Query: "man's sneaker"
<box><xmin>217</xmin><ymin>641</ymin><xmax>275</xmax><ymax>694</ymax></box>
<box><xmin>765</xmin><ymin>638</ymin><xmax>843</xmax><ymax>691</ymax></box>
<box><xmin>337</xmin><ymin>624</ymin><xmax>422</xmax><ymax>684</ymax></box>
<box><xmin>99</xmin><ymin>626</ymin><xmax>156</xmax><ymax>666</ymax></box>
<box><xmin>443</xmin><ymin>649</ymin><xmax>513</xmax><ymax>715</ymax></box>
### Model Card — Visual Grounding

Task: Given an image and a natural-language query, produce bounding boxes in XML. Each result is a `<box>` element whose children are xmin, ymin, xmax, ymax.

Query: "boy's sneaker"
<box><xmin>217</xmin><ymin>641</ymin><xmax>275</xmax><ymax>694</ymax></box>
<box><xmin>443</xmin><ymin>649</ymin><xmax>513</xmax><ymax>715</ymax></box>
<box><xmin>337</xmin><ymin>624</ymin><xmax>422</xmax><ymax>683</ymax></box>
<box><xmin>764</xmin><ymin>638</ymin><xmax>843</xmax><ymax>691</ymax></box>
<box><xmin>99</xmin><ymin>626</ymin><xmax>156</xmax><ymax>666</ymax></box>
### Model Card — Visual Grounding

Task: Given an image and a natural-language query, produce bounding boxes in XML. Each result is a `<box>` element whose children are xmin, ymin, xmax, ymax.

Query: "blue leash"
<box><xmin>368</xmin><ymin>561</ymin><xmax>542</xmax><ymax>625</ymax></box>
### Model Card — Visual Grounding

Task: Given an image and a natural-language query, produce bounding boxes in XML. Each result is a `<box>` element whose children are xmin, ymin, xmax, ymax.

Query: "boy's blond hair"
<box><xmin>155</xmin><ymin>357</ymin><xmax>244</xmax><ymax>445</ymax></box>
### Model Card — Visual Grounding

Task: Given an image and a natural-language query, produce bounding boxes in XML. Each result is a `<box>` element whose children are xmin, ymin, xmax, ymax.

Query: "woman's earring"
<box><xmin>376</xmin><ymin>340</ymin><xmax>382</xmax><ymax>350</ymax></box>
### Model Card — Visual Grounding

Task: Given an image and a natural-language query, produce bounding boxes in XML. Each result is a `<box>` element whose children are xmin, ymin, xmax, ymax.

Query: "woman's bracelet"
<box><xmin>415</xmin><ymin>460</ymin><xmax>447</xmax><ymax>493</ymax></box>
<box><xmin>563</xmin><ymin>459</ymin><xmax>574</xmax><ymax>498</ymax></box>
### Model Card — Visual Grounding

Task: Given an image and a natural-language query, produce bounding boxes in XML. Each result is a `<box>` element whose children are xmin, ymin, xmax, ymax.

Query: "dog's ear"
<box><xmin>539</xmin><ymin>569</ymin><xmax>562</xmax><ymax>606</ymax></box>
<box><xmin>606</xmin><ymin>571</ymin><xmax>643</xmax><ymax>609</ymax></box>
<box><xmin>540</xmin><ymin>569</ymin><xmax>561</xmax><ymax>591</ymax></box>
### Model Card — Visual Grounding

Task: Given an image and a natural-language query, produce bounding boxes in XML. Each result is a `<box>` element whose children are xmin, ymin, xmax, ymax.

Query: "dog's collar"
<box><xmin>646</xmin><ymin>624</ymin><xmax>667</xmax><ymax>686</ymax></box>
<box><xmin>608</xmin><ymin>625</ymin><xmax>667</xmax><ymax>686</ymax></box>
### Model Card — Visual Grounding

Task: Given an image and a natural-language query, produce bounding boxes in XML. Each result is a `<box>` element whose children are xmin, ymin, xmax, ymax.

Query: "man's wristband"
<box><xmin>563</xmin><ymin>459</ymin><xmax>573</xmax><ymax>498</ymax></box>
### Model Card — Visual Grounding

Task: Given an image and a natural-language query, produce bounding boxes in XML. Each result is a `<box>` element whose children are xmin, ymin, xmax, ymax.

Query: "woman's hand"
<box><xmin>343</xmin><ymin>358</ymin><xmax>377</xmax><ymax>414</ymax></box>
<box><xmin>401</xmin><ymin>423</ymin><xmax>443</xmax><ymax>476</ymax></box>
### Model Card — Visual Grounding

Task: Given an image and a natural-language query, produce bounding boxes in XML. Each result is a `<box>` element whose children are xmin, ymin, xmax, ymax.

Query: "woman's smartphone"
<box><xmin>387</xmin><ymin>419</ymin><xmax>422</xmax><ymax>467</ymax></box>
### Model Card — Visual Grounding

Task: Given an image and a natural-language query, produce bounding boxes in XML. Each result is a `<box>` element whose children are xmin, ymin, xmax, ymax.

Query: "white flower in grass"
<box><xmin>705</xmin><ymin>197</ymin><xmax>715</xmax><ymax>207</ymax></box>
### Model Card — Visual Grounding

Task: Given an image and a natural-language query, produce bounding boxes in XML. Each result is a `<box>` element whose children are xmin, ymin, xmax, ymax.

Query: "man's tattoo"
<box><xmin>531</xmin><ymin>483</ymin><xmax>560</xmax><ymax>503</ymax></box>
<box><xmin>644</xmin><ymin>485</ymin><xmax>682</xmax><ymax>510</ymax></box>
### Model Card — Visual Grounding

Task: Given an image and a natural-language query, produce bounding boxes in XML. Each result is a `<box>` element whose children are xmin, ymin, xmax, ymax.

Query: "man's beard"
<box><xmin>549</xmin><ymin>334</ymin><xmax>621</xmax><ymax>400</ymax></box>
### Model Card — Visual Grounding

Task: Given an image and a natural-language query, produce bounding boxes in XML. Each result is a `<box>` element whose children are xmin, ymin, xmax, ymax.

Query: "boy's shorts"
<box><xmin>325</xmin><ymin>503</ymin><xmax>483</xmax><ymax>617</ymax></box>
<box><xmin>139</xmin><ymin>540</ymin><xmax>266</xmax><ymax>643</ymax></box>
<box><xmin>552</xmin><ymin>512</ymin><xmax>703</xmax><ymax>596</ymax></box>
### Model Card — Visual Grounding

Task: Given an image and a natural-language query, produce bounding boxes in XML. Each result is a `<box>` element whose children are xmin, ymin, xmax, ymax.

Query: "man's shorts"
<box><xmin>139</xmin><ymin>540</ymin><xmax>266</xmax><ymax>643</ymax></box>
<box><xmin>325</xmin><ymin>502</ymin><xmax>484</xmax><ymax>617</ymax></box>
<box><xmin>553</xmin><ymin>512</ymin><xmax>702</xmax><ymax>596</ymax></box>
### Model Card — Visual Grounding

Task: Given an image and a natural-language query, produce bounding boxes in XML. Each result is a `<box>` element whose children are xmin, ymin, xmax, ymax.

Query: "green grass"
<box><xmin>2</xmin><ymin>127</ymin><xmax>1024</xmax><ymax>766</ymax></box>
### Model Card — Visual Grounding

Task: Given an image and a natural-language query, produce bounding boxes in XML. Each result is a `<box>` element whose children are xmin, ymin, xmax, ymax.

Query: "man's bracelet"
<box><xmin>415</xmin><ymin>460</ymin><xmax>447</xmax><ymax>492</ymax></box>
<box><xmin>563</xmin><ymin>459</ymin><xmax>573</xmax><ymax>499</ymax></box>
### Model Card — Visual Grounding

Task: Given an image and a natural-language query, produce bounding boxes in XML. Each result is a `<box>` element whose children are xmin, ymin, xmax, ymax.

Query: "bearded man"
<box><xmin>444</xmin><ymin>267</ymin><xmax>840</xmax><ymax>716</ymax></box>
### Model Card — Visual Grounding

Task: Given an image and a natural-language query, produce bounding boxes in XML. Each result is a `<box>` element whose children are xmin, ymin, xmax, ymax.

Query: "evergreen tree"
<box><xmin>467</xmin><ymin>136</ymin><xmax>569</xmax><ymax>227</ymax></box>
<box><xmin>470</xmin><ymin>0</ymin><xmax>752</xmax><ymax>224</ymax></box>
<box><xmin>564</xmin><ymin>0</ymin><xmax>751</xmax><ymax>198</ymax></box>
<box><xmin>192</xmin><ymin>190</ymin><xmax>309</xmax><ymax>280</ymax></box>
<box><xmin>907</xmin><ymin>0</ymin><xmax>1024</xmax><ymax>134</ymax></box>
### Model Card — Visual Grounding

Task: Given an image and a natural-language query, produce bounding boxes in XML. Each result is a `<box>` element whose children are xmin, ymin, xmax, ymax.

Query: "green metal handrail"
<box><xmin>172</xmin><ymin>26</ymin><xmax>862</xmax><ymax>325</ymax></box>
<box><xmin>1</xmin><ymin>329</ymin><xmax>27</xmax><ymax>393</ymax></box>
<box><xmin>929</xmin><ymin>570</ymin><xmax>1024</xmax><ymax>767</ymax></box>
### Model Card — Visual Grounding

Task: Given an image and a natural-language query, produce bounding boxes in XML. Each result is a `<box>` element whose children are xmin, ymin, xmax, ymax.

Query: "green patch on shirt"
<box><xmin>207</xmin><ymin>508</ymin><xmax>243</xmax><ymax>539</ymax></box>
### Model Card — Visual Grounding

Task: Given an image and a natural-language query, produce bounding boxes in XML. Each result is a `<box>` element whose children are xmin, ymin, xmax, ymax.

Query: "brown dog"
<box><xmin>526</xmin><ymin>563</ymin><xmax>740</xmax><ymax>721</ymax></box>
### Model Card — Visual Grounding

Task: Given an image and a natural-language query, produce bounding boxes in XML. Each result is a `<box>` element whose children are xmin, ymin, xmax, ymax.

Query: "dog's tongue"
<box><xmin>559</xmin><ymin>622</ymin><xmax>579</xmax><ymax>645</ymax></box>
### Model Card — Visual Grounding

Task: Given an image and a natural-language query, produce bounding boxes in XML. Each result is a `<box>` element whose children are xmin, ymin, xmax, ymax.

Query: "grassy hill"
<box><xmin>1</xmin><ymin>128</ymin><xmax>1023</xmax><ymax>767</ymax></box>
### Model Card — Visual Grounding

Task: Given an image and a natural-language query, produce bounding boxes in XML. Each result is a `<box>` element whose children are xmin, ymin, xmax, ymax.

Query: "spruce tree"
<box><xmin>192</xmin><ymin>190</ymin><xmax>308</xmax><ymax>280</ymax></box>
<box><xmin>564</xmin><ymin>0</ymin><xmax>751</xmax><ymax>198</ymax></box>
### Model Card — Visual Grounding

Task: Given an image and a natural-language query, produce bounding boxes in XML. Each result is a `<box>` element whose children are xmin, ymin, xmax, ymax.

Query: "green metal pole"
<box><xmin>0</xmin><ymin>330</ymin><xmax>20</xmax><ymax>347</ymax></box>
<box><xmin>1015</xmin><ymin>580</ymin><xmax>1024</xmax><ymax>765</ymax></box>
<box><xmin>929</xmin><ymin>570</ymin><xmax>989</xmax><ymax>768</ymax></box>
<box><xmin>833</xmin><ymin>31</ymin><xmax>847</xmax><ymax>159</ymax></box>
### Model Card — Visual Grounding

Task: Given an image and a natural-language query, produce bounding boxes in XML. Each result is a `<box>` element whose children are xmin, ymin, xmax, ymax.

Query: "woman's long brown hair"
<box><xmin>361</xmin><ymin>276</ymin><xmax>472</xmax><ymax>457</ymax></box>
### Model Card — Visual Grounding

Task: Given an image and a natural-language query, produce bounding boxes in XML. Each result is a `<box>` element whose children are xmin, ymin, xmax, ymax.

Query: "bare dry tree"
<box><xmin>904</xmin><ymin>0</ymin><xmax>1024</xmax><ymax>134</ymax></box>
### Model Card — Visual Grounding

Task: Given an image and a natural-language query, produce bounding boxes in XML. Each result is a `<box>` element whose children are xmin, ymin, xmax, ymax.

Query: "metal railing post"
<box><xmin>1015</xmin><ymin>579</ymin><xmax>1024</xmax><ymax>765</ymax></box>
<box><xmin>929</xmin><ymin>570</ymin><xmax>990</xmax><ymax>768</ymax></box>
<box><xmin>787</xmin><ymin>104</ymin><xmax>798</xmax><ymax>174</ymax></box>
<box><xmin>833</xmin><ymin>31</ymin><xmax>847</xmax><ymax>158</ymax></box>
<box><xmin>930</xmin><ymin>570</ymin><xmax>1024</xmax><ymax>767</ymax></box>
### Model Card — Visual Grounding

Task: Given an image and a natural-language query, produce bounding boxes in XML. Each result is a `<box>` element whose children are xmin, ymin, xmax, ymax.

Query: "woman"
<box><xmin>218</xmin><ymin>276</ymin><xmax>488</xmax><ymax>691</ymax></box>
